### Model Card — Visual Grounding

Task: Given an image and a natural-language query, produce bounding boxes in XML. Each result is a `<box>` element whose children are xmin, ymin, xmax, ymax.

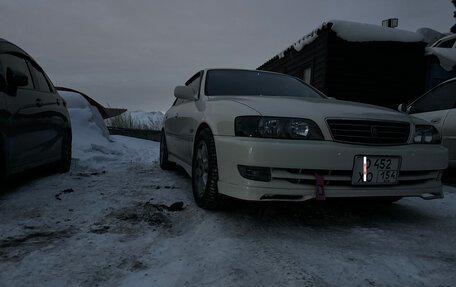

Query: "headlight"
<box><xmin>235</xmin><ymin>116</ymin><xmax>324</xmax><ymax>140</ymax></box>
<box><xmin>413</xmin><ymin>125</ymin><xmax>441</xmax><ymax>144</ymax></box>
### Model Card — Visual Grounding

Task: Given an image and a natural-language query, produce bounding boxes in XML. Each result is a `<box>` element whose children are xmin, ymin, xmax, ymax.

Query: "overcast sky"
<box><xmin>0</xmin><ymin>0</ymin><xmax>453</xmax><ymax>112</ymax></box>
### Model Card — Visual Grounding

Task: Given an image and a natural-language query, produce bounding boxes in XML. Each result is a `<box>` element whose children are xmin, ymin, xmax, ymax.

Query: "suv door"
<box><xmin>0</xmin><ymin>52</ymin><xmax>44</xmax><ymax>170</ymax></box>
<box><xmin>27</xmin><ymin>60</ymin><xmax>64</xmax><ymax>163</ymax></box>
<box><xmin>0</xmin><ymin>60</ymin><xmax>8</xmax><ymax>178</ymax></box>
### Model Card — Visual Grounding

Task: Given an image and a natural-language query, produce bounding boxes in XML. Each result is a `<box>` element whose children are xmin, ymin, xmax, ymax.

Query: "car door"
<box><xmin>410</xmin><ymin>81</ymin><xmax>456</xmax><ymax>132</ymax></box>
<box><xmin>0</xmin><ymin>52</ymin><xmax>45</xmax><ymax>170</ymax></box>
<box><xmin>164</xmin><ymin>98</ymin><xmax>187</xmax><ymax>161</ymax></box>
<box><xmin>410</xmin><ymin>80</ymin><xmax>456</xmax><ymax>164</ymax></box>
<box><xmin>444</xmin><ymin>106</ymin><xmax>456</xmax><ymax>166</ymax></box>
<box><xmin>174</xmin><ymin>72</ymin><xmax>203</xmax><ymax>165</ymax></box>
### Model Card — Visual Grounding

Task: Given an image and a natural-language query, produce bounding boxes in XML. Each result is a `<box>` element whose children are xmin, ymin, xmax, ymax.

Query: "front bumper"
<box><xmin>214</xmin><ymin>136</ymin><xmax>448</xmax><ymax>201</ymax></box>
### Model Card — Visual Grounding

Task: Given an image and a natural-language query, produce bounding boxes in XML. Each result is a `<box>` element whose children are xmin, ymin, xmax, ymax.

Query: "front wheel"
<box><xmin>56</xmin><ymin>131</ymin><xmax>72</xmax><ymax>173</ymax></box>
<box><xmin>0</xmin><ymin>143</ymin><xmax>7</xmax><ymax>185</ymax></box>
<box><xmin>192</xmin><ymin>128</ymin><xmax>220</xmax><ymax>209</ymax></box>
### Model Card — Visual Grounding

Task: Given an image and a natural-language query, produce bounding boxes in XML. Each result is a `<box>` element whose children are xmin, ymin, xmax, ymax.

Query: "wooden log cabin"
<box><xmin>258</xmin><ymin>20</ymin><xmax>428</xmax><ymax>108</ymax></box>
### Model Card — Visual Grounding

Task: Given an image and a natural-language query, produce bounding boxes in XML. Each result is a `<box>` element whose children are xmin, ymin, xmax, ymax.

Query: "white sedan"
<box><xmin>161</xmin><ymin>69</ymin><xmax>448</xmax><ymax>209</ymax></box>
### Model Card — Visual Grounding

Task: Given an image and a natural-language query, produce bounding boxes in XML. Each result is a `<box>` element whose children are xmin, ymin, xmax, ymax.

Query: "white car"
<box><xmin>431</xmin><ymin>34</ymin><xmax>456</xmax><ymax>48</ymax></box>
<box><xmin>401</xmin><ymin>78</ymin><xmax>456</xmax><ymax>168</ymax></box>
<box><xmin>161</xmin><ymin>69</ymin><xmax>448</xmax><ymax>209</ymax></box>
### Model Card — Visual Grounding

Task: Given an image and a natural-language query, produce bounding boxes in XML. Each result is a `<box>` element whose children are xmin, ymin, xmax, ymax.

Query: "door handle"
<box><xmin>430</xmin><ymin>118</ymin><xmax>441</xmax><ymax>124</ymax></box>
<box><xmin>35</xmin><ymin>98</ymin><xmax>43</xmax><ymax>107</ymax></box>
<box><xmin>175</xmin><ymin>113</ymin><xmax>179</xmax><ymax>118</ymax></box>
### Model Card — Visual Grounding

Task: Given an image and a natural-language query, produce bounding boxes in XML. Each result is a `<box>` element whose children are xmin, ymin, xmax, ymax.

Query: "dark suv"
<box><xmin>0</xmin><ymin>38</ymin><xmax>72</xmax><ymax>184</ymax></box>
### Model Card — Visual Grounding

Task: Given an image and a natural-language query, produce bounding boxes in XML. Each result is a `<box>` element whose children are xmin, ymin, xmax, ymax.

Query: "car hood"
<box><xmin>212</xmin><ymin>96</ymin><xmax>414</xmax><ymax>123</ymax></box>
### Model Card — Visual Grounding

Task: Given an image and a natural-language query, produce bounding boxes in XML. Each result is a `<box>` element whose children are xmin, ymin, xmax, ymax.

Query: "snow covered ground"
<box><xmin>1</xmin><ymin>135</ymin><xmax>456</xmax><ymax>287</ymax></box>
<box><xmin>1</xmin><ymin>93</ymin><xmax>456</xmax><ymax>287</ymax></box>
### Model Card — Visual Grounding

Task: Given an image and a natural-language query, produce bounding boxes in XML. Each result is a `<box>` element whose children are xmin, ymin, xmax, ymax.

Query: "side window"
<box><xmin>0</xmin><ymin>53</ymin><xmax>34</xmax><ymax>90</ymax></box>
<box><xmin>411</xmin><ymin>81</ymin><xmax>456</xmax><ymax>113</ymax></box>
<box><xmin>438</xmin><ymin>38</ymin><xmax>456</xmax><ymax>48</ymax></box>
<box><xmin>186</xmin><ymin>73</ymin><xmax>201</xmax><ymax>96</ymax></box>
<box><xmin>173</xmin><ymin>99</ymin><xmax>185</xmax><ymax>106</ymax></box>
<box><xmin>29</xmin><ymin>63</ymin><xmax>52</xmax><ymax>93</ymax></box>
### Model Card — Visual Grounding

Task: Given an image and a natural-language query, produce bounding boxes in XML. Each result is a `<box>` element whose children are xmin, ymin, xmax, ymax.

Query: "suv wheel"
<box><xmin>0</xmin><ymin>141</ymin><xmax>7</xmax><ymax>185</ymax></box>
<box><xmin>56</xmin><ymin>131</ymin><xmax>72</xmax><ymax>173</ymax></box>
<box><xmin>160</xmin><ymin>132</ymin><xmax>175</xmax><ymax>170</ymax></box>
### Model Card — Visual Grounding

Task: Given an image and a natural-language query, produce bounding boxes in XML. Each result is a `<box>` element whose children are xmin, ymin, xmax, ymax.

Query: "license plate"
<box><xmin>352</xmin><ymin>156</ymin><xmax>401</xmax><ymax>185</ymax></box>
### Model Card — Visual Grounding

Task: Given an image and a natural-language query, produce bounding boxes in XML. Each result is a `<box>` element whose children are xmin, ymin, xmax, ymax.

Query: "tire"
<box><xmin>192</xmin><ymin>128</ymin><xmax>220</xmax><ymax>209</ymax></box>
<box><xmin>0</xmin><ymin>140</ymin><xmax>7</xmax><ymax>185</ymax></box>
<box><xmin>160</xmin><ymin>131</ymin><xmax>175</xmax><ymax>170</ymax></box>
<box><xmin>56</xmin><ymin>131</ymin><xmax>72</xmax><ymax>173</ymax></box>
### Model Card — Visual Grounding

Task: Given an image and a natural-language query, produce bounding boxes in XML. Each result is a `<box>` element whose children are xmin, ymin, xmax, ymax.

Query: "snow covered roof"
<box><xmin>266</xmin><ymin>20</ymin><xmax>424</xmax><ymax>62</ymax></box>
<box><xmin>426</xmin><ymin>47</ymin><xmax>456</xmax><ymax>71</ymax></box>
<box><xmin>330</xmin><ymin>20</ymin><xmax>423</xmax><ymax>43</ymax></box>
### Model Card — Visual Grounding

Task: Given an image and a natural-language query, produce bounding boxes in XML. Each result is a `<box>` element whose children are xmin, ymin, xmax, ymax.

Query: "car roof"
<box><xmin>0</xmin><ymin>38</ymin><xmax>29</xmax><ymax>56</ymax></box>
<box><xmin>203</xmin><ymin>68</ymin><xmax>290</xmax><ymax>77</ymax></box>
<box><xmin>185</xmin><ymin>68</ymin><xmax>293</xmax><ymax>85</ymax></box>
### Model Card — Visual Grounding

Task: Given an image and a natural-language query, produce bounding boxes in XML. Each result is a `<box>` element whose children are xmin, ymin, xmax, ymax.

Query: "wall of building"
<box><xmin>259</xmin><ymin>29</ymin><xmax>427</xmax><ymax>108</ymax></box>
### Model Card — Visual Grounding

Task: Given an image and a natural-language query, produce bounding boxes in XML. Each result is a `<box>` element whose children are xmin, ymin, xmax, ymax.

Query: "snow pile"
<box><xmin>129</xmin><ymin>111</ymin><xmax>164</xmax><ymax>130</ymax></box>
<box><xmin>59</xmin><ymin>91</ymin><xmax>118</xmax><ymax>162</ymax></box>
<box><xmin>426</xmin><ymin>47</ymin><xmax>456</xmax><ymax>71</ymax></box>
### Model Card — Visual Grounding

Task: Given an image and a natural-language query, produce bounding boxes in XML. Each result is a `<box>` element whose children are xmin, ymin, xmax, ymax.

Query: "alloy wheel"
<box><xmin>194</xmin><ymin>140</ymin><xmax>209</xmax><ymax>197</ymax></box>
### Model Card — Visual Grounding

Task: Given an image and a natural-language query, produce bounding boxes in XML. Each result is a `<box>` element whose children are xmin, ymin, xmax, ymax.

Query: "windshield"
<box><xmin>205</xmin><ymin>69</ymin><xmax>323</xmax><ymax>98</ymax></box>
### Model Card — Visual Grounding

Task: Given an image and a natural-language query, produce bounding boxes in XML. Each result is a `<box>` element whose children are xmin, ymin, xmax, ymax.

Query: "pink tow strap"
<box><xmin>313</xmin><ymin>172</ymin><xmax>326</xmax><ymax>201</ymax></box>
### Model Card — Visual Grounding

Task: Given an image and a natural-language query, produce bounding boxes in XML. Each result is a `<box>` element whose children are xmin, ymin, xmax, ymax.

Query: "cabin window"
<box><xmin>302</xmin><ymin>66</ymin><xmax>312</xmax><ymax>84</ymax></box>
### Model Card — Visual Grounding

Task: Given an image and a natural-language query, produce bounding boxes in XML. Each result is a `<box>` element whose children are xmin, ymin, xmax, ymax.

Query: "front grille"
<box><xmin>327</xmin><ymin>119</ymin><xmax>410</xmax><ymax>145</ymax></box>
<box><xmin>272</xmin><ymin>168</ymin><xmax>439</xmax><ymax>186</ymax></box>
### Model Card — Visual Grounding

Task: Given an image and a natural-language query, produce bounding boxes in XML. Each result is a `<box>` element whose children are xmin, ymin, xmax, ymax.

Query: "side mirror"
<box><xmin>7</xmin><ymin>68</ymin><xmax>29</xmax><ymax>87</ymax></box>
<box><xmin>174</xmin><ymin>85</ymin><xmax>196</xmax><ymax>100</ymax></box>
<box><xmin>398</xmin><ymin>103</ymin><xmax>410</xmax><ymax>113</ymax></box>
<box><xmin>327</xmin><ymin>96</ymin><xmax>337</xmax><ymax>100</ymax></box>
